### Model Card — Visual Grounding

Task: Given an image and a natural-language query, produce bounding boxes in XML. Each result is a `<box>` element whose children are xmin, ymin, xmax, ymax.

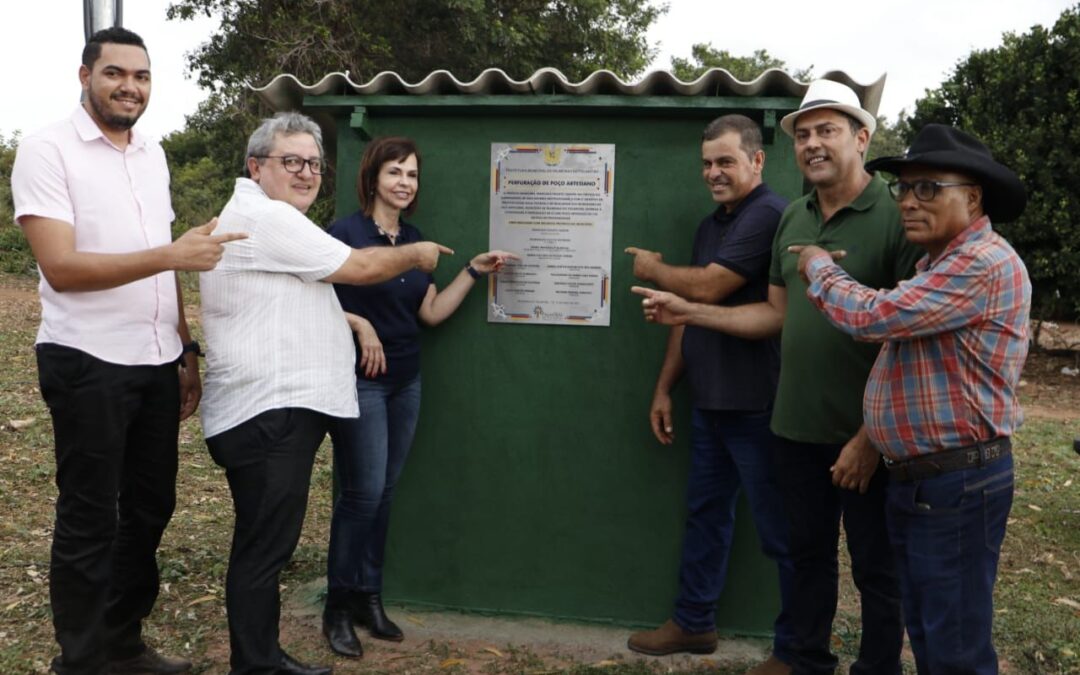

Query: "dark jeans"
<box><xmin>327</xmin><ymin>375</ymin><xmax>422</xmax><ymax>593</ymax></box>
<box><xmin>206</xmin><ymin>408</ymin><xmax>331</xmax><ymax>675</ymax></box>
<box><xmin>674</xmin><ymin>409</ymin><xmax>795</xmax><ymax>663</ymax></box>
<box><xmin>887</xmin><ymin>454</ymin><xmax>1014</xmax><ymax>675</ymax></box>
<box><xmin>772</xmin><ymin>437</ymin><xmax>903</xmax><ymax>675</ymax></box>
<box><xmin>36</xmin><ymin>344</ymin><xmax>180</xmax><ymax>675</ymax></box>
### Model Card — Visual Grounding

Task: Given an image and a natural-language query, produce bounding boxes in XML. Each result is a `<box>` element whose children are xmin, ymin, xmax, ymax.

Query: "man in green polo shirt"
<box><xmin>633</xmin><ymin>79</ymin><xmax>920</xmax><ymax>675</ymax></box>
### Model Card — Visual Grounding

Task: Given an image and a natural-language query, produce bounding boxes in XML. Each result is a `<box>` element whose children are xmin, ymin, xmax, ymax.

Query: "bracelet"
<box><xmin>465</xmin><ymin>264</ymin><xmax>482</xmax><ymax>280</ymax></box>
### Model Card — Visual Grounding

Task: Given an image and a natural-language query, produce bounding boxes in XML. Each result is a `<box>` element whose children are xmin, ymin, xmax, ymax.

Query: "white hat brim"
<box><xmin>780</xmin><ymin>102</ymin><xmax>877</xmax><ymax>137</ymax></box>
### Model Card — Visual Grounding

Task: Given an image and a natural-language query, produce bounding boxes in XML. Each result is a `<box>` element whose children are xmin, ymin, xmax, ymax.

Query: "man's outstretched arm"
<box><xmin>632</xmin><ymin>283</ymin><xmax>787</xmax><ymax>339</ymax></box>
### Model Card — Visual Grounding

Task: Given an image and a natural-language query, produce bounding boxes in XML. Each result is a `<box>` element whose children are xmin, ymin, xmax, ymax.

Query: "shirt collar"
<box><xmin>359</xmin><ymin>213</ymin><xmax>387</xmax><ymax>243</ymax></box>
<box><xmin>71</xmin><ymin>104</ymin><xmax>147</xmax><ymax>151</ymax></box>
<box><xmin>713</xmin><ymin>183</ymin><xmax>768</xmax><ymax>222</ymax></box>
<box><xmin>234</xmin><ymin>177</ymin><xmax>266</xmax><ymax>197</ymax></box>
<box><xmin>805</xmin><ymin>172</ymin><xmax>886</xmax><ymax>215</ymax></box>
<box><xmin>918</xmin><ymin>215</ymin><xmax>993</xmax><ymax>271</ymax></box>
<box><xmin>357</xmin><ymin>212</ymin><xmax>415</xmax><ymax>245</ymax></box>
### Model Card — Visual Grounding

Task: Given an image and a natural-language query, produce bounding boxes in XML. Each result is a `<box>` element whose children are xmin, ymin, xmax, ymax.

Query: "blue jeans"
<box><xmin>886</xmin><ymin>454</ymin><xmax>1014</xmax><ymax>675</ymax></box>
<box><xmin>772</xmin><ymin>437</ymin><xmax>903</xmax><ymax>675</ymax></box>
<box><xmin>674</xmin><ymin>409</ymin><xmax>795</xmax><ymax>662</ymax></box>
<box><xmin>327</xmin><ymin>375</ymin><xmax>422</xmax><ymax>593</ymax></box>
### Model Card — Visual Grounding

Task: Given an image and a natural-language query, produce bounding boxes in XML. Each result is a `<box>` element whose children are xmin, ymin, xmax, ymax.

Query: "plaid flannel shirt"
<box><xmin>804</xmin><ymin>217</ymin><xmax>1031</xmax><ymax>460</ymax></box>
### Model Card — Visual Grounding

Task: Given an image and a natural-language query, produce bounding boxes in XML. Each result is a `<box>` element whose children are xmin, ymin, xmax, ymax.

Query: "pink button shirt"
<box><xmin>11</xmin><ymin>106</ymin><xmax>181</xmax><ymax>366</ymax></box>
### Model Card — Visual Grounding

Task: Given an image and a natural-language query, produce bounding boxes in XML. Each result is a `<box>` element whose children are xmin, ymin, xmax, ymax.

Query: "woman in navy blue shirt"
<box><xmin>322</xmin><ymin>136</ymin><xmax>516</xmax><ymax>658</ymax></box>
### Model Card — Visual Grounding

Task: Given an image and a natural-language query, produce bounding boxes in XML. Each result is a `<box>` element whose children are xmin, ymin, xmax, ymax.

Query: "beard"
<box><xmin>86</xmin><ymin>88</ymin><xmax>145</xmax><ymax>131</ymax></box>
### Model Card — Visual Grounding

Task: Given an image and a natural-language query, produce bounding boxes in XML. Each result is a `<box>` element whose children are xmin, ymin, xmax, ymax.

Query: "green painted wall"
<box><xmin>318</xmin><ymin>99</ymin><xmax>804</xmax><ymax>634</ymax></box>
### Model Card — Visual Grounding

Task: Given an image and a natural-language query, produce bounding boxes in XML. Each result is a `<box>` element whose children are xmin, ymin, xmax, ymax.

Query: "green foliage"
<box><xmin>168</xmin><ymin>0</ymin><xmax>664</xmax><ymax>89</ymax></box>
<box><xmin>0</xmin><ymin>224</ymin><xmax>35</xmax><ymax>276</ymax></box>
<box><xmin>164</xmin><ymin>0</ymin><xmax>665</xmax><ymax>227</ymax></box>
<box><xmin>0</xmin><ymin>132</ymin><xmax>18</xmax><ymax>227</ymax></box>
<box><xmin>670</xmin><ymin>44</ymin><xmax>813</xmax><ymax>82</ymax></box>
<box><xmin>866</xmin><ymin>112</ymin><xmax>911</xmax><ymax>163</ymax></box>
<box><xmin>0</xmin><ymin>133</ymin><xmax>36</xmax><ymax>277</ymax></box>
<box><xmin>908</xmin><ymin>5</ymin><xmax>1080</xmax><ymax>319</ymax></box>
<box><xmin>168</xmin><ymin>156</ymin><xmax>230</xmax><ymax>236</ymax></box>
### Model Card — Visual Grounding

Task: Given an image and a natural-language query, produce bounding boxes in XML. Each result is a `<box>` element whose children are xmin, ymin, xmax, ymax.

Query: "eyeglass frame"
<box><xmin>887</xmin><ymin>179</ymin><xmax>978</xmax><ymax>202</ymax></box>
<box><xmin>250</xmin><ymin>154</ymin><xmax>327</xmax><ymax>175</ymax></box>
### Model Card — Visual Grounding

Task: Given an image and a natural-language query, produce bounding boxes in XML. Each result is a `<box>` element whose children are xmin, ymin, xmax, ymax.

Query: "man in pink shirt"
<box><xmin>10</xmin><ymin>27</ymin><xmax>243</xmax><ymax>675</ymax></box>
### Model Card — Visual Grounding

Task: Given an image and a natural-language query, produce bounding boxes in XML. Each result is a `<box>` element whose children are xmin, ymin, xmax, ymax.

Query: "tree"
<box><xmin>908</xmin><ymin>5</ymin><xmax>1080</xmax><ymax>318</ymax></box>
<box><xmin>163</xmin><ymin>0</ymin><xmax>666</xmax><ymax>230</ymax></box>
<box><xmin>0</xmin><ymin>132</ymin><xmax>36</xmax><ymax>275</ymax></box>
<box><xmin>867</xmin><ymin>112</ymin><xmax>910</xmax><ymax>163</ymax></box>
<box><xmin>0</xmin><ymin>133</ymin><xmax>18</xmax><ymax>227</ymax></box>
<box><xmin>168</xmin><ymin>0</ymin><xmax>664</xmax><ymax>90</ymax></box>
<box><xmin>161</xmin><ymin>94</ymin><xmax>262</xmax><ymax>232</ymax></box>
<box><xmin>670</xmin><ymin>44</ymin><xmax>813</xmax><ymax>82</ymax></box>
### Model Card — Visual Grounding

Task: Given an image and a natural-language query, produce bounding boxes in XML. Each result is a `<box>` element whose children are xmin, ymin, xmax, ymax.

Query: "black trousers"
<box><xmin>206</xmin><ymin>408</ymin><xmax>330</xmax><ymax>674</ymax></box>
<box><xmin>36</xmin><ymin>344</ymin><xmax>180</xmax><ymax>675</ymax></box>
<box><xmin>772</xmin><ymin>437</ymin><xmax>903</xmax><ymax>675</ymax></box>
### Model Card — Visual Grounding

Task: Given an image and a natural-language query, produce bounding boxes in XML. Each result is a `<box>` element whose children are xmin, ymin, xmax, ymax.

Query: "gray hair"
<box><xmin>245</xmin><ymin>112</ymin><xmax>324</xmax><ymax>165</ymax></box>
<box><xmin>702</xmin><ymin>114</ymin><xmax>764</xmax><ymax>158</ymax></box>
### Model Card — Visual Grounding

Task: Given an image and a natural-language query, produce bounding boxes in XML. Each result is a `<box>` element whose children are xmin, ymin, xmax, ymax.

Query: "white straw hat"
<box><xmin>780</xmin><ymin>79</ymin><xmax>877</xmax><ymax>137</ymax></box>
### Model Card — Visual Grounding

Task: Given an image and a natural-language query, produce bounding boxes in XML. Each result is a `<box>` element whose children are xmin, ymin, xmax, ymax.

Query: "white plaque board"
<box><xmin>487</xmin><ymin>143</ymin><xmax>615</xmax><ymax>326</ymax></box>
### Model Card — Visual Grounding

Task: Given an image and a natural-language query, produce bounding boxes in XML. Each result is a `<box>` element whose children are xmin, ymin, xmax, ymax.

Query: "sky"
<box><xmin>0</xmin><ymin>0</ymin><xmax>1074</xmax><ymax>140</ymax></box>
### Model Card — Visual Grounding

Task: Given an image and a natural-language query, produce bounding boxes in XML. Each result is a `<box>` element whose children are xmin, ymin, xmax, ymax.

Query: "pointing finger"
<box><xmin>208</xmin><ymin>232</ymin><xmax>249</xmax><ymax>244</ymax></box>
<box><xmin>436</xmin><ymin>244</ymin><xmax>455</xmax><ymax>255</ymax></box>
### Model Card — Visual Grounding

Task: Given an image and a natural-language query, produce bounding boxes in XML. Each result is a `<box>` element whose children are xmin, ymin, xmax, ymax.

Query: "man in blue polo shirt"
<box><xmin>624</xmin><ymin>114</ymin><xmax>794</xmax><ymax>675</ymax></box>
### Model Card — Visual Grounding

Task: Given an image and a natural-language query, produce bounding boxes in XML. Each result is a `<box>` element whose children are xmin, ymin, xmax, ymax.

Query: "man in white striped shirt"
<box><xmin>199</xmin><ymin>112</ymin><xmax>450</xmax><ymax>675</ymax></box>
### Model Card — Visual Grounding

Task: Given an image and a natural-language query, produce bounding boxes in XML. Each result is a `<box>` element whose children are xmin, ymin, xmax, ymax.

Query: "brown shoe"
<box><xmin>627</xmin><ymin>619</ymin><xmax>718</xmax><ymax>656</ymax></box>
<box><xmin>745</xmin><ymin>654</ymin><xmax>792</xmax><ymax>675</ymax></box>
<box><xmin>109</xmin><ymin>646</ymin><xmax>192</xmax><ymax>674</ymax></box>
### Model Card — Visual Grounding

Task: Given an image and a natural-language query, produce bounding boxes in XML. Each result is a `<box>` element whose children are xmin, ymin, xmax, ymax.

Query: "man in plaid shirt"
<box><xmin>792</xmin><ymin>124</ymin><xmax>1030</xmax><ymax>675</ymax></box>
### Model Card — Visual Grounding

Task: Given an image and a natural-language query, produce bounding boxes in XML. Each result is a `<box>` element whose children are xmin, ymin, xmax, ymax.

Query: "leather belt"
<box><xmin>884</xmin><ymin>437</ymin><xmax>1011</xmax><ymax>482</ymax></box>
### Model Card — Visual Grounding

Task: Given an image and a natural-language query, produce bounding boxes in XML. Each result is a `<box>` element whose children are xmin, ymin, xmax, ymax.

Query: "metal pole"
<box><xmin>83</xmin><ymin>0</ymin><xmax>123</xmax><ymax>42</ymax></box>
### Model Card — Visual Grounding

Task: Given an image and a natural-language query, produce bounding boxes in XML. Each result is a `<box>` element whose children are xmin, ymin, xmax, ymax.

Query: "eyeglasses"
<box><xmin>888</xmin><ymin>179</ymin><xmax>977</xmax><ymax>202</ymax></box>
<box><xmin>252</xmin><ymin>155</ymin><xmax>326</xmax><ymax>175</ymax></box>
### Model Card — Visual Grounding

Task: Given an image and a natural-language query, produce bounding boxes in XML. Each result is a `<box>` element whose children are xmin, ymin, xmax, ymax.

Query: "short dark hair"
<box><xmin>357</xmin><ymin>137</ymin><xmax>421</xmax><ymax>217</ymax></box>
<box><xmin>702</xmin><ymin>114</ymin><xmax>763</xmax><ymax>158</ymax></box>
<box><xmin>842</xmin><ymin>112</ymin><xmax>865</xmax><ymax>135</ymax></box>
<box><xmin>82</xmin><ymin>27</ymin><xmax>147</xmax><ymax>70</ymax></box>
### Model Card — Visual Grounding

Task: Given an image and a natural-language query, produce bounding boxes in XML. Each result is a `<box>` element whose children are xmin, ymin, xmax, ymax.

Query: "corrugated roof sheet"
<box><xmin>252</xmin><ymin>67</ymin><xmax>886</xmax><ymax>117</ymax></box>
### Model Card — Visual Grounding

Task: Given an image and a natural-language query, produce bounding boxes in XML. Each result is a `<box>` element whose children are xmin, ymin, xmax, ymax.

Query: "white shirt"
<box><xmin>199</xmin><ymin>178</ymin><xmax>358</xmax><ymax>437</ymax></box>
<box><xmin>11</xmin><ymin>106</ymin><xmax>180</xmax><ymax>365</ymax></box>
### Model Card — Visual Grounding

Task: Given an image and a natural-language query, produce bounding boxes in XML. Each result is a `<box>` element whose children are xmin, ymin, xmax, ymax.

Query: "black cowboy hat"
<box><xmin>866</xmin><ymin>123</ymin><xmax>1027</xmax><ymax>222</ymax></box>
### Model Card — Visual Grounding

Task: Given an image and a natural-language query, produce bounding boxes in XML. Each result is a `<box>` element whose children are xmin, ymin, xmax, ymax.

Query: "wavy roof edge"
<box><xmin>252</xmin><ymin>67</ymin><xmax>886</xmax><ymax>117</ymax></box>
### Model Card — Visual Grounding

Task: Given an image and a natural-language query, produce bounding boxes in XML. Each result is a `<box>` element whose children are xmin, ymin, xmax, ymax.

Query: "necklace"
<box><xmin>374</xmin><ymin>221</ymin><xmax>400</xmax><ymax>245</ymax></box>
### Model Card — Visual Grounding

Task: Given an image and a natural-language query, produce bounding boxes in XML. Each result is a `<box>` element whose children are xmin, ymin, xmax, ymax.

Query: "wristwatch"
<box><xmin>465</xmin><ymin>264</ymin><xmax>483</xmax><ymax>280</ymax></box>
<box><xmin>181</xmin><ymin>340</ymin><xmax>203</xmax><ymax>358</ymax></box>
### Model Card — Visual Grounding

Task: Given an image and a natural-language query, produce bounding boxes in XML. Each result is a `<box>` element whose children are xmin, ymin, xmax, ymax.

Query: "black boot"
<box><xmin>352</xmin><ymin>592</ymin><xmax>404</xmax><ymax>642</ymax></box>
<box><xmin>280</xmin><ymin>649</ymin><xmax>333</xmax><ymax>675</ymax></box>
<box><xmin>323</xmin><ymin>590</ymin><xmax>364</xmax><ymax>657</ymax></box>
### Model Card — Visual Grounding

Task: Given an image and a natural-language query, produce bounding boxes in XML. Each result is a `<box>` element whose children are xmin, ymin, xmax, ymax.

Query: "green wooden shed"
<box><xmin>254</xmin><ymin>67</ymin><xmax>885</xmax><ymax>635</ymax></box>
